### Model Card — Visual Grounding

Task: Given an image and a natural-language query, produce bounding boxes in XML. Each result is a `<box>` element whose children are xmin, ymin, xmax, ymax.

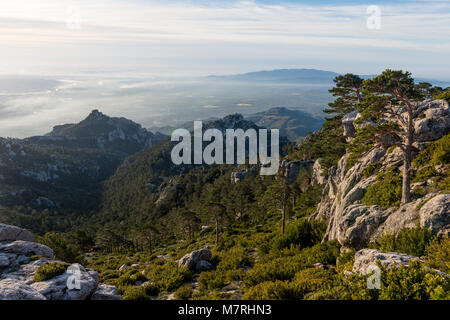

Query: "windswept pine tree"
<box><xmin>358</xmin><ymin>69</ymin><xmax>425</xmax><ymax>204</ymax></box>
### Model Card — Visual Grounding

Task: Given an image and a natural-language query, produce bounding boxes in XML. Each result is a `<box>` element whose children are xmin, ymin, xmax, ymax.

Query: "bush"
<box><xmin>271</xmin><ymin>218</ymin><xmax>326</xmax><ymax>251</ymax></box>
<box><xmin>122</xmin><ymin>286</ymin><xmax>150</xmax><ymax>300</ymax></box>
<box><xmin>363</xmin><ymin>162</ymin><xmax>382</xmax><ymax>178</ymax></box>
<box><xmin>375</xmin><ymin>227</ymin><xmax>435</xmax><ymax>257</ymax></box>
<box><xmin>362</xmin><ymin>168</ymin><xmax>402</xmax><ymax>208</ymax></box>
<box><xmin>245</xmin><ymin>241</ymin><xmax>340</xmax><ymax>286</ymax></box>
<box><xmin>33</xmin><ymin>262</ymin><xmax>68</xmax><ymax>282</ymax></box>
<box><xmin>243</xmin><ymin>280</ymin><xmax>294</xmax><ymax>300</ymax></box>
<box><xmin>174</xmin><ymin>285</ymin><xmax>193</xmax><ymax>300</ymax></box>
<box><xmin>426</xmin><ymin>237</ymin><xmax>450</xmax><ymax>273</ymax></box>
<box><xmin>379</xmin><ymin>260</ymin><xmax>450</xmax><ymax>300</ymax></box>
<box><xmin>414</xmin><ymin>134</ymin><xmax>450</xmax><ymax>167</ymax></box>
<box><xmin>144</xmin><ymin>263</ymin><xmax>193</xmax><ymax>293</ymax></box>
<box><xmin>412</xmin><ymin>166</ymin><xmax>437</xmax><ymax>183</ymax></box>
<box><xmin>216</xmin><ymin>246</ymin><xmax>251</xmax><ymax>272</ymax></box>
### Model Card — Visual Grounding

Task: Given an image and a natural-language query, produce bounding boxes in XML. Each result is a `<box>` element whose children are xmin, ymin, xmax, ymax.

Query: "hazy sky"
<box><xmin>1</xmin><ymin>0</ymin><xmax>449</xmax><ymax>79</ymax></box>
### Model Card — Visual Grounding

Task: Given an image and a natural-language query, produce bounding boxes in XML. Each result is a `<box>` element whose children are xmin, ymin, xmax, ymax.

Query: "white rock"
<box><xmin>0</xmin><ymin>224</ymin><xmax>36</xmax><ymax>242</ymax></box>
<box><xmin>90</xmin><ymin>284</ymin><xmax>122</xmax><ymax>300</ymax></box>
<box><xmin>353</xmin><ymin>249</ymin><xmax>421</xmax><ymax>275</ymax></box>
<box><xmin>0</xmin><ymin>278</ymin><xmax>47</xmax><ymax>300</ymax></box>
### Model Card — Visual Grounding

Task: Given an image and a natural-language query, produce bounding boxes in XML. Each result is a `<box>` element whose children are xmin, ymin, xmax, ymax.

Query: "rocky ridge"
<box><xmin>312</xmin><ymin>99</ymin><xmax>450</xmax><ymax>249</ymax></box>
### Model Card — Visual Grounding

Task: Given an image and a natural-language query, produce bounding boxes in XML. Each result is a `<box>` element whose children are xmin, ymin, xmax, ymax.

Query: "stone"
<box><xmin>280</xmin><ymin>160</ymin><xmax>314</xmax><ymax>185</ymax></box>
<box><xmin>0</xmin><ymin>224</ymin><xmax>36</xmax><ymax>242</ymax></box>
<box><xmin>90</xmin><ymin>284</ymin><xmax>122</xmax><ymax>300</ymax></box>
<box><xmin>31</xmin><ymin>264</ymin><xmax>99</xmax><ymax>300</ymax></box>
<box><xmin>195</xmin><ymin>260</ymin><xmax>212</xmax><ymax>272</ymax></box>
<box><xmin>311</xmin><ymin>159</ymin><xmax>327</xmax><ymax>185</ymax></box>
<box><xmin>353</xmin><ymin>249</ymin><xmax>421</xmax><ymax>275</ymax></box>
<box><xmin>178</xmin><ymin>248</ymin><xmax>212</xmax><ymax>271</ymax></box>
<box><xmin>414</xmin><ymin>99</ymin><xmax>450</xmax><ymax>142</ymax></box>
<box><xmin>419</xmin><ymin>194</ymin><xmax>450</xmax><ymax>235</ymax></box>
<box><xmin>0</xmin><ymin>240</ymin><xmax>54</xmax><ymax>259</ymax></box>
<box><xmin>119</xmin><ymin>264</ymin><xmax>129</xmax><ymax>271</ymax></box>
<box><xmin>0</xmin><ymin>278</ymin><xmax>47</xmax><ymax>300</ymax></box>
<box><xmin>342</xmin><ymin>111</ymin><xmax>358</xmax><ymax>141</ymax></box>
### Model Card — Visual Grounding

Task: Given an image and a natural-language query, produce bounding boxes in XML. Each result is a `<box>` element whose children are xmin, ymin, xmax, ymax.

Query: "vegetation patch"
<box><xmin>33</xmin><ymin>262</ymin><xmax>68</xmax><ymax>282</ymax></box>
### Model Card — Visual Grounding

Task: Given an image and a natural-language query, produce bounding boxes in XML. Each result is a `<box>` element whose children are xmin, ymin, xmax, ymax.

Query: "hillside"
<box><xmin>0</xmin><ymin>110</ymin><xmax>167</xmax><ymax>233</ymax></box>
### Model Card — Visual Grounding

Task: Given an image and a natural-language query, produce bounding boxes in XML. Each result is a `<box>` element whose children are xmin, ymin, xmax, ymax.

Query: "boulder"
<box><xmin>178</xmin><ymin>248</ymin><xmax>212</xmax><ymax>271</ymax></box>
<box><xmin>325</xmin><ymin>204</ymin><xmax>390</xmax><ymax>249</ymax></box>
<box><xmin>0</xmin><ymin>278</ymin><xmax>47</xmax><ymax>300</ymax></box>
<box><xmin>119</xmin><ymin>264</ymin><xmax>129</xmax><ymax>271</ymax></box>
<box><xmin>0</xmin><ymin>224</ymin><xmax>36</xmax><ymax>242</ymax></box>
<box><xmin>311</xmin><ymin>159</ymin><xmax>327</xmax><ymax>185</ymax></box>
<box><xmin>280</xmin><ymin>160</ymin><xmax>314</xmax><ymax>185</ymax></box>
<box><xmin>414</xmin><ymin>99</ymin><xmax>450</xmax><ymax>142</ymax></box>
<box><xmin>353</xmin><ymin>249</ymin><xmax>421</xmax><ymax>275</ymax></box>
<box><xmin>342</xmin><ymin>111</ymin><xmax>358</xmax><ymax>141</ymax></box>
<box><xmin>419</xmin><ymin>194</ymin><xmax>450</xmax><ymax>236</ymax></box>
<box><xmin>90</xmin><ymin>284</ymin><xmax>122</xmax><ymax>300</ymax></box>
<box><xmin>195</xmin><ymin>260</ymin><xmax>212</xmax><ymax>272</ymax></box>
<box><xmin>31</xmin><ymin>264</ymin><xmax>99</xmax><ymax>300</ymax></box>
<box><xmin>0</xmin><ymin>240</ymin><xmax>53</xmax><ymax>259</ymax></box>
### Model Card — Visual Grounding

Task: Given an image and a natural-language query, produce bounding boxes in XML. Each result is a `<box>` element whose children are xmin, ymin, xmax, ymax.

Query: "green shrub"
<box><xmin>375</xmin><ymin>227</ymin><xmax>435</xmax><ymax>257</ymax></box>
<box><xmin>122</xmin><ymin>286</ymin><xmax>150</xmax><ymax>300</ymax></box>
<box><xmin>243</xmin><ymin>280</ymin><xmax>294</xmax><ymax>300</ymax></box>
<box><xmin>144</xmin><ymin>263</ymin><xmax>192</xmax><ymax>292</ymax></box>
<box><xmin>426</xmin><ymin>237</ymin><xmax>450</xmax><ymax>273</ymax></box>
<box><xmin>198</xmin><ymin>270</ymin><xmax>225</xmax><ymax>292</ymax></box>
<box><xmin>174</xmin><ymin>285</ymin><xmax>193</xmax><ymax>300</ymax></box>
<box><xmin>33</xmin><ymin>262</ymin><xmax>68</xmax><ymax>282</ymax></box>
<box><xmin>414</xmin><ymin>134</ymin><xmax>450</xmax><ymax>167</ymax></box>
<box><xmin>362</xmin><ymin>168</ymin><xmax>402</xmax><ymax>207</ymax></box>
<box><xmin>363</xmin><ymin>162</ymin><xmax>382</xmax><ymax>178</ymax></box>
<box><xmin>271</xmin><ymin>218</ymin><xmax>326</xmax><ymax>251</ymax></box>
<box><xmin>245</xmin><ymin>241</ymin><xmax>340</xmax><ymax>286</ymax></box>
<box><xmin>413</xmin><ymin>166</ymin><xmax>437</xmax><ymax>183</ymax></box>
<box><xmin>379</xmin><ymin>260</ymin><xmax>450</xmax><ymax>300</ymax></box>
<box><xmin>216</xmin><ymin>246</ymin><xmax>252</xmax><ymax>272</ymax></box>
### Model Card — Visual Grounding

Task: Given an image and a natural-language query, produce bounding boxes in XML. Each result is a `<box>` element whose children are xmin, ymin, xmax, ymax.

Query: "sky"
<box><xmin>0</xmin><ymin>0</ymin><xmax>449</xmax><ymax>79</ymax></box>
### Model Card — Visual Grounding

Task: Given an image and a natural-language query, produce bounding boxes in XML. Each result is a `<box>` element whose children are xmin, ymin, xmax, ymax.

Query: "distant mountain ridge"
<box><xmin>150</xmin><ymin>107</ymin><xmax>324</xmax><ymax>141</ymax></box>
<box><xmin>209</xmin><ymin>68</ymin><xmax>450</xmax><ymax>87</ymax></box>
<box><xmin>209</xmin><ymin>68</ymin><xmax>340</xmax><ymax>84</ymax></box>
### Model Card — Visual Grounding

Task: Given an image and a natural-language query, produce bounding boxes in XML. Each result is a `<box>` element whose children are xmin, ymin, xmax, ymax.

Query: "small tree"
<box><xmin>262</xmin><ymin>171</ymin><xmax>290</xmax><ymax>234</ymax></box>
<box><xmin>205</xmin><ymin>202</ymin><xmax>226</xmax><ymax>243</ymax></box>
<box><xmin>359</xmin><ymin>70</ymin><xmax>424</xmax><ymax>204</ymax></box>
<box><xmin>325</xmin><ymin>73</ymin><xmax>364</xmax><ymax>125</ymax></box>
<box><xmin>179</xmin><ymin>209</ymin><xmax>200</xmax><ymax>240</ymax></box>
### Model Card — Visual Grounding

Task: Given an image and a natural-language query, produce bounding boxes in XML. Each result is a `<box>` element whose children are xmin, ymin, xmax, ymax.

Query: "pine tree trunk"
<box><xmin>402</xmin><ymin>109</ymin><xmax>414</xmax><ymax>204</ymax></box>
<box><xmin>215</xmin><ymin>216</ymin><xmax>219</xmax><ymax>243</ymax></box>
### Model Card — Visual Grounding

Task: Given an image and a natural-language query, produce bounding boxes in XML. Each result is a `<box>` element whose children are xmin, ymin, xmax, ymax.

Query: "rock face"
<box><xmin>91</xmin><ymin>284</ymin><xmax>122</xmax><ymax>300</ymax></box>
<box><xmin>0</xmin><ymin>223</ymin><xmax>120</xmax><ymax>300</ymax></box>
<box><xmin>315</xmin><ymin>99</ymin><xmax>450</xmax><ymax>248</ymax></box>
<box><xmin>178</xmin><ymin>248</ymin><xmax>213</xmax><ymax>272</ymax></box>
<box><xmin>419</xmin><ymin>194</ymin><xmax>450</xmax><ymax>238</ymax></box>
<box><xmin>0</xmin><ymin>224</ymin><xmax>36</xmax><ymax>242</ymax></box>
<box><xmin>0</xmin><ymin>278</ymin><xmax>47</xmax><ymax>300</ymax></box>
<box><xmin>281</xmin><ymin>160</ymin><xmax>314</xmax><ymax>185</ymax></box>
<box><xmin>353</xmin><ymin>249</ymin><xmax>422</xmax><ymax>274</ymax></box>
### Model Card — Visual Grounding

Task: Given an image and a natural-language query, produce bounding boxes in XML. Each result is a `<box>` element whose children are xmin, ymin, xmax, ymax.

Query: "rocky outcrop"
<box><xmin>342</xmin><ymin>111</ymin><xmax>358</xmax><ymax>141</ymax></box>
<box><xmin>419</xmin><ymin>194</ymin><xmax>450</xmax><ymax>238</ymax></box>
<box><xmin>352</xmin><ymin>249</ymin><xmax>421</xmax><ymax>274</ymax></box>
<box><xmin>178</xmin><ymin>248</ymin><xmax>213</xmax><ymax>272</ymax></box>
<box><xmin>0</xmin><ymin>223</ymin><xmax>120</xmax><ymax>300</ymax></box>
<box><xmin>30</xmin><ymin>264</ymin><xmax>99</xmax><ymax>300</ymax></box>
<box><xmin>280</xmin><ymin>160</ymin><xmax>314</xmax><ymax>185</ymax></box>
<box><xmin>414</xmin><ymin>99</ymin><xmax>450</xmax><ymax>142</ymax></box>
<box><xmin>315</xmin><ymin>99</ymin><xmax>450</xmax><ymax>248</ymax></box>
<box><xmin>0</xmin><ymin>224</ymin><xmax>36</xmax><ymax>242</ymax></box>
<box><xmin>91</xmin><ymin>284</ymin><xmax>122</xmax><ymax>300</ymax></box>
